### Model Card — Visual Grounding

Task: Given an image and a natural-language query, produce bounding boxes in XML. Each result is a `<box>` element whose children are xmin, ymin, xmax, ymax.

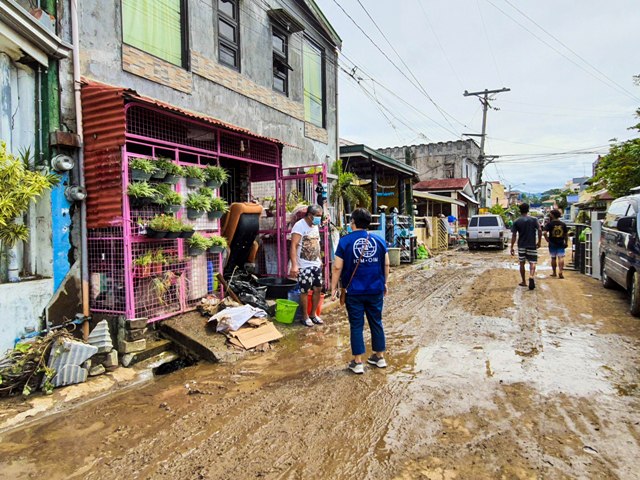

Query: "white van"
<box><xmin>467</xmin><ymin>214</ymin><xmax>507</xmax><ymax>250</ymax></box>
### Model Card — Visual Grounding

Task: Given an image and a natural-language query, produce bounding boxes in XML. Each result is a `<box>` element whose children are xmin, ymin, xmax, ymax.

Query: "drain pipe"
<box><xmin>71</xmin><ymin>0</ymin><xmax>89</xmax><ymax>340</ymax></box>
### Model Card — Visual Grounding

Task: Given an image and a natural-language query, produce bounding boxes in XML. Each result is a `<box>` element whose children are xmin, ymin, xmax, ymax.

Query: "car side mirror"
<box><xmin>617</xmin><ymin>216</ymin><xmax>636</xmax><ymax>234</ymax></box>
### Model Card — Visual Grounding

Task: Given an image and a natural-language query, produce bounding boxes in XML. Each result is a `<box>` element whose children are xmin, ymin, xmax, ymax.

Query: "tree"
<box><xmin>590</xmin><ymin>109</ymin><xmax>640</xmax><ymax>198</ymax></box>
<box><xmin>329</xmin><ymin>159</ymin><xmax>371</xmax><ymax>226</ymax></box>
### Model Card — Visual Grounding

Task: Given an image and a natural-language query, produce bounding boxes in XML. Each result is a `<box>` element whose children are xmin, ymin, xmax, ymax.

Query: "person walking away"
<box><xmin>331</xmin><ymin>208</ymin><xmax>390</xmax><ymax>374</ymax></box>
<box><xmin>289</xmin><ymin>204</ymin><xmax>324</xmax><ymax>327</ymax></box>
<box><xmin>510</xmin><ymin>203</ymin><xmax>542</xmax><ymax>290</ymax></box>
<box><xmin>544</xmin><ymin>209</ymin><xmax>568</xmax><ymax>278</ymax></box>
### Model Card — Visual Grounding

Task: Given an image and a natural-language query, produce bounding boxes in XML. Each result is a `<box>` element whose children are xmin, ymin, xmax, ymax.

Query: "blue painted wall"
<box><xmin>51</xmin><ymin>172</ymin><xmax>72</xmax><ymax>291</ymax></box>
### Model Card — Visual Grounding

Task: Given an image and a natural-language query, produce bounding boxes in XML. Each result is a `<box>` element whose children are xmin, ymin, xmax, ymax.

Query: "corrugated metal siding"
<box><xmin>82</xmin><ymin>83</ymin><xmax>126</xmax><ymax>228</ymax></box>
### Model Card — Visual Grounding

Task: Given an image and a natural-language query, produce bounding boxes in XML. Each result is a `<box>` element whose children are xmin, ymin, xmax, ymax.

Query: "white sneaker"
<box><xmin>348</xmin><ymin>361</ymin><xmax>364</xmax><ymax>374</ymax></box>
<box><xmin>311</xmin><ymin>316</ymin><xmax>324</xmax><ymax>324</ymax></box>
<box><xmin>367</xmin><ymin>355</ymin><xmax>387</xmax><ymax>368</ymax></box>
<box><xmin>301</xmin><ymin>317</ymin><xmax>313</xmax><ymax>327</ymax></box>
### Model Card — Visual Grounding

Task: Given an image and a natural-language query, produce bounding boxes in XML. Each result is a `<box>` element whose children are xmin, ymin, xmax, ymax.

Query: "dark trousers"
<box><xmin>345</xmin><ymin>293</ymin><xmax>386</xmax><ymax>356</ymax></box>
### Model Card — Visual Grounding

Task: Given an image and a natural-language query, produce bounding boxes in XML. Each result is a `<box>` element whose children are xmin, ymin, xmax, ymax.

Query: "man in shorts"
<box><xmin>544</xmin><ymin>209</ymin><xmax>568</xmax><ymax>279</ymax></box>
<box><xmin>510</xmin><ymin>203</ymin><xmax>542</xmax><ymax>290</ymax></box>
<box><xmin>289</xmin><ymin>204</ymin><xmax>324</xmax><ymax>327</ymax></box>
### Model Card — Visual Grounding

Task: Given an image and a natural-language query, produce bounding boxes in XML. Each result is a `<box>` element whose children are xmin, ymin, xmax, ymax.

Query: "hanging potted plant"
<box><xmin>203</xmin><ymin>165</ymin><xmax>229</xmax><ymax>188</ymax></box>
<box><xmin>151</xmin><ymin>157</ymin><xmax>171</xmax><ymax>180</ymax></box>
<box><xmin>129</xmin><ymin>158</ymin><xmax>157</xmax><ymax>182</ymax></box>
<box><xmin>147</xmin><ymin>214</ymin><xmax>173</xmax><ymax>239</ymax></box>
<box><xmin>207</xmin><ymin>196</ymin><xmax>229</xmax><ymax>220</ymax></box>
<box><xmin>185</xmin><ymin>192</ymin><xmax>211</xmax><ymax>220</ymax></box>
<box><xmin>183</xmin><ymin>165</ymin><xmax>205</xmax><ymax>188</ymax></box>
<box><xmin>133</xmin><ymin>251</ymin><xmax>154</xmax><ymax>278</ymax></box>
<box><xmin>208</xmin><ymin>235</ymin><xmax>228</xmax><ymax>254</ymax></box>
<box><xmin>165</xmin><ymin>216</ymin><xmax>183</xmax><ymax>239</ymax></box>
<box><xmin>188</xmin><ymin>233</ymin><xmax>209</xmax><ymax>256</ymax></box>
<box><xmin>127</xmin><ymin>181</ymin><xmax>157</xmax><ymax>207</ymax></box>
<box><xmin>180</xmin><ymin>223</ymin><xmax>195</xmax><ymax>239</ymax></box>
<box><xmin>154</xmin><ymin>184</ymin><xmax>182</xmax><ymax>214</ymax></box>
<box><xmin>161</xmin><ymin>161</ymin><xmax>184</xmax><ymax>185</ymax></box>
<box><xmin>151</xmin><ymin>249</ymin><xmax>166</xmax><ymax>275</ymax></box>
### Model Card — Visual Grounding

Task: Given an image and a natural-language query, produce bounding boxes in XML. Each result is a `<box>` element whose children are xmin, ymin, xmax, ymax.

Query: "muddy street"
<box><xmin>1</xmin><ymin>249</ymin><xmax>640</xmax><ymax>479</ymax></box>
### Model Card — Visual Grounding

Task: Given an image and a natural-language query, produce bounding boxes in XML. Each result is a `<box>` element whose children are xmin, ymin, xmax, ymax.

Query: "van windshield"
<box><xmin>478</xmin><ymin>217</ymin><xmax>499</xmax><ymax>227</ymax></box>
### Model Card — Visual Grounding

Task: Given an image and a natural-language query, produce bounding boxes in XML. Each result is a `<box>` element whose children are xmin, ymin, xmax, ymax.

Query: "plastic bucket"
<box><xmin>388</xmin><ymin>247</ymin><xmax>401</xmax><ymax>267</ymax></box>
<box><xmin>307</xmin><ymin>294</ymin><xmax>324</xmax><ymax>317</ymax></box>
<box><xmin>275</xmin><ymin>299</ymin><xmax>299</xmax><ymax>324</ymax></box>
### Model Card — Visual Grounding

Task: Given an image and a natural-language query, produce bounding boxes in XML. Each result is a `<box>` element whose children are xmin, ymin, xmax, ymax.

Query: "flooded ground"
<box><xmin>1</xmin><ymin>248</ymin><xmax>639</xmax><ymax>479</ymax></box>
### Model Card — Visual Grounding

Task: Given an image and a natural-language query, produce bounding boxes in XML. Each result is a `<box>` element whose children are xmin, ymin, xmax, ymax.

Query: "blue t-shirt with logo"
<box><xmin>335</xmin><ymin>231</ymin><xmax>388</xmax><ymax>295</ymax></box>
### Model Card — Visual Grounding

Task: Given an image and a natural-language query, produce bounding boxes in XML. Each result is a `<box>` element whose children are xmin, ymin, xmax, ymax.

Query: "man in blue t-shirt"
<box><xmin>331</xmin><ymin>208</ymin><xmax>390</xmax><ymax>374</ymax></box>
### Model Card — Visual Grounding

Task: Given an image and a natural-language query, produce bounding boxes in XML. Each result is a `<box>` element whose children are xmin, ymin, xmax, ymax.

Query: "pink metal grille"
<box><xmin>88</xmin><ymin>227</ymin><xmax>126</xmax><ymax>314</ymax></box>
<box><xmin>127</xmin><ymin>105</ymin><xmax>217</xmax><ymax>153</ymax></box>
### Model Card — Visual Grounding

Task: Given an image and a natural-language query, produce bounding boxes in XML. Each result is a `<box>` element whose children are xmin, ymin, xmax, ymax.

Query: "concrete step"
<box><xmin>121</xmin><ymin>339</ymin><xmax>173</xmax><ymax>367</ymax></box>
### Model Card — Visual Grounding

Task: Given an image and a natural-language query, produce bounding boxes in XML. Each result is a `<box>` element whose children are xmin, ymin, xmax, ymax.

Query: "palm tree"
<box><xmin>329</xmin><ymin>159</ymin><xmax>371</xmax><ymax>226</ymax></box>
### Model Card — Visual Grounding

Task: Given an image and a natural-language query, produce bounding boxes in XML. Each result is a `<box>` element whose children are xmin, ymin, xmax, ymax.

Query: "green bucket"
<box><xmin>275</xmin><ymin>299</ymin><xmax>299</xmax><ymax>324</ymax></box>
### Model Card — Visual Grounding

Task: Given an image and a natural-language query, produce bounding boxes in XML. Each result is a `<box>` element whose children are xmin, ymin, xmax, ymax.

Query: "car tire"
<box><xmin>601</xmin><ymin>256</ymin><xmax>616</xmax><ymax>289</ymax></box>
<box><xmin>630</xmin><ymin>271</ymin><xmax>640</xmax><ymax>317</ymax></box>
<box><xmin>499</xmin><ymin>240</ymin><xmax>507</xmax><ymax>250</ymax></box>
<box><xmin>468</xmin><ymin>242</ymin><xmax>476</xmax><ymax>251</ymax></box>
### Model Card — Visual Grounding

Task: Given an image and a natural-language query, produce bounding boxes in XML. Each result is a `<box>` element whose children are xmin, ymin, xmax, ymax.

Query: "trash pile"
<box><xmin>196</xmin><ymin>271</ymin><xmax>283</xmax><ymax>351</ymax></box>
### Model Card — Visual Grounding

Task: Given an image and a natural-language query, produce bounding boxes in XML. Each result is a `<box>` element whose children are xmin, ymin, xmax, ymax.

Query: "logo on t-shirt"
<box><xmin>353</xmin><ymin>237</ymin><xmax>377</xmax><ymax>259</ymax></box>
<box><xmin>551</xmin><ymin>225</ymin><xmax>564</xmax><ymax>239</ymax></box>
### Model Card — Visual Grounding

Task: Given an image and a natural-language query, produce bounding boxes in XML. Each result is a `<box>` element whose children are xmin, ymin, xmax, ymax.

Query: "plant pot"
<box><xmin>187</xmin><ymin>208</ymin><xmax>205</xmax><ymax>220</ymax></box>
<box><xmin>130</xmin><ymin>169</ymin><xmax>153</xmax><ymax>181</ymax></box>
<box><xmin>152</xmin><ymin>263</ymin><xmax>164</xmax><ymax>276</ymax></box>
<box><xmin>207</xmin><ymin>210</ymin><xmax>224</xmax><ymax>220</ymax></box>
<box><xmin>180</xmin><ymin>230</ymin><xmax>195</xmax><ymax>239</ymax></box>
<box><xmin>165</xmin><ymin>231</ymin><xmax>182</xmax><ymax>239</ymax></box>
<box><xmin>163</xmin><ymin>204</ymin><xmax>181</xmax><ymax>214</ymax></box>
<box><xmin>163</xmin><ymin>174</ymin><xmax>180</xmax><ymax>185</ymax></box>
<box><xmin>208</xmin><ymin>245</ymin><xmax>225</xmax><ymax>254</ymax></box>
<box><xmin>205</xmin><ymin>179</ymin><xmax>222</xmax><ymax>189</ymax></box>
<box><xmin>186</xmin><ymin>178</ymin><xmax>203</xmax><ymax>188</ymax></box>
<box><xmin>188</xmin><ymin>246</ymin><xmax>205</xmax><ymax>257</ymax></box>
<box><xmin>146</xmin><ymin>227</ymin><xmax>168</xmax><ymax>239</ymax></box>
<box><xmin>133</xmin><ymin>264</ymin><xmax>152</xmax><ymax>278</ymax></box>
<box><xmin>151</xmin><ymin>169</ymin><xmax>167</xmax><ymax>180</ymax></box>
<box><xmin>129</xmin><ymin>196</ymin><xmax>153</xmax><ymax>208</ymax></box>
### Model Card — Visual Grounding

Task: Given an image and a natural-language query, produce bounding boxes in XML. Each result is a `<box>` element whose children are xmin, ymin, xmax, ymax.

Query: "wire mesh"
<box><xmin>88</xmin><ymin>227</ymin><xmax>126</xmax><ymax>314</ymax></box>
<box><xmin>219</xmin><ymin>131</ymin><xmax>279</xmax><ymax>165</ymax></box>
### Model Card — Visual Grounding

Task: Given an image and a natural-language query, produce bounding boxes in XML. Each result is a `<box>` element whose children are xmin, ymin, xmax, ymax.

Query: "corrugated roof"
<box><xmin>340</xmin><ymin>144</ymin><xmax>418</xmax><ymax>176</ymax></box>
<box><xmin>414</xmin><ymin>178</ymin><xmax>471</xmax><ymax>191</ymax></box>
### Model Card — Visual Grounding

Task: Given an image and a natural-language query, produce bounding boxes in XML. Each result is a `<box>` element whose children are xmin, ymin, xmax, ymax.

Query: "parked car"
<box><xmin>600</xmin><ymin>194</ymin><xmax>640</xmax><ymax>316</ymax></box>
<box><xmin>467</xmin><ymin>214</ymin><xmax>508</xmax><ymax>250</ymax></box>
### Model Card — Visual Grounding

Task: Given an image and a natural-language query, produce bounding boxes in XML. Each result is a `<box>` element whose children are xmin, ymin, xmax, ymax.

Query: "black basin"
<box><xmin>257</xmin><ymin>277</ymin><xmax>297</xmax><ymax>299</ymax></box>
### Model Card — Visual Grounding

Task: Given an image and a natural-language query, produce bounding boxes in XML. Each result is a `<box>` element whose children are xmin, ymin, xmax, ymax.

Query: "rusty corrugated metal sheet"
<box><xmin>82</xmin><ymin>82</ymin><xmax>127</xmax><ymax>228</ymax></box>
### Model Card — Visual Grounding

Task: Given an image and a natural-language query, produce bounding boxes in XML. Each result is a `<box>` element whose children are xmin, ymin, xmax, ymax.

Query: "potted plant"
<box><xmin>151</xmin><ymin>157</ymin><xmax>171</xmax><ymax>180</ymax></box>
<box><xmin>207</xmin><ymin>196</ymin><xmax>229</xmax><ymax>220</ymax></box>
<box><xmin>185</xmin><ymin>192</ymin><xmax>211</xmax><ymax>220</ymax></box>
<box><xmin>154</xmin><ymin>184</ymin><xmax>182</xmax><ymax>213</ymax></box>
<box><xmin>263</xmin><ymin>196</ymin><xmax>276</xmax><ymax>217</ymax></box>
<box><xmin>161</xmin><ymin>161</ymin><xmax>184</xmax><ymax>185</ymax></box>
<box><xmin>129</xmin><ymin>158</ymin><xmax>157</xmax><ymax>182</ymax></box>
<box><xmin>203</xmin><ymin>165</ymin><xmax>229</xmax><ymax>188</ymax></box>
<box><xmin>133</xmin><ymin>251</ymin><xmax>154</xmax><ymax>278</ymax></box>
<box><xmin>208</xmin><ymin>235</ymin><xmax>228</xmax><ymax>254</ymax></box>
<box><xmin>165</xmin><ymin>216</ymin><xmax>183</xmax><ymax>239</ymax></box>
<box><xmin>147</xmin><ymin>214</ymin><xmax>174</xmax><ymax>239</ymax></box>
<box><xmin>188</xmin><ymin>233</ymin><xmax>209</xmax><ymax>256</ymax></box>
<box><xmin>180</xmin><ymin>223</ymin><xmax>195</xmax><ymax>239</ymax></box>
<box><xmin>151</xmin><ymin>249</ymin><xmax>166</xmax><ymax>275</ymax></box>
<box><xmin>183</xmin><ymin>165</ymin><xmax>205</xmax><ymax>188</ymax></box>
<box><xmin>127</xmin><ymin>181</ymin><xmax>157</xmax><ymax>207</ymax></box>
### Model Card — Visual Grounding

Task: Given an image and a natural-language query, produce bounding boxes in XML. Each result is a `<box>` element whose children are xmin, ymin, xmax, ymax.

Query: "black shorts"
<box><xmin>518</xmin><ymin>247</ymin><xmax>537</xmax><ymax>264</ymax></box>
<box><xmin>298</xmin><ymin>266</ymin><xmax>323</xmax><ymax>292</ymax></box>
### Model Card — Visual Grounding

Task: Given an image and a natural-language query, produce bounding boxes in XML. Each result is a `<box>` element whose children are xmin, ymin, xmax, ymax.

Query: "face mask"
<box><xmin>312</xmin><ymin>216</ymin><xmax>322</xmax><ymax>226</ymax></box>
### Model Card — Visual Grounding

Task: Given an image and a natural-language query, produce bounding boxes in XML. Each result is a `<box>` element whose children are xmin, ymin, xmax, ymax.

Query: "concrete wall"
<box><xmin>0</xmin><ymin>279</ymin><xmax>53</xmax><ymax>355</ymax></box>
<box><xmin>64</xmin><ymin>0</ymin><xmax>339</xmax><ymax>168</ymax></box>
<box><xmin>379</xmin><ymin>140</ymin><xmax>480</xmax><ymax>183</ymax></box>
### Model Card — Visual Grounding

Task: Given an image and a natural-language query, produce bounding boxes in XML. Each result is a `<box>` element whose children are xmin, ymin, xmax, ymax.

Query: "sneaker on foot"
<box><xmin>301</xmin><ymin>317</ymin><xmax>313</xmax><ymax>327</ymax></box>
<box><xmin>348</xmin><ymin>360</ymin><xmax>364</xmax><ymax>374</ymax></box>
<box><xmin>529</xmin><ymin>278</ymin><xmax>535</xmax><ymax>290</ymax></box>
<box><xmin>311</xmin><ymin>316</ymin><xmax>324</xmax><ymax>325</ymax></box>
<box><xmin>367</xmin><ymin>355</ymin><xmax>387</xmax><ymax>368</ymax></box>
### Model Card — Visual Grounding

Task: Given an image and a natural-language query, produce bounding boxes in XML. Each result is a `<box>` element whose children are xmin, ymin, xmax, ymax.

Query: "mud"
<box><xmin>1</xmin><ymin>248</ymin><xmax>639</xmax><ymax>479</ymax></box>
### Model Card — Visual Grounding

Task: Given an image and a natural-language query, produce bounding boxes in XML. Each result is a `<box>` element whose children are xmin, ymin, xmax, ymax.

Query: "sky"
<box><xmin>314</xmin><ymin>0</ymin><xmax>640</xmax><ymax>193</ymax></box>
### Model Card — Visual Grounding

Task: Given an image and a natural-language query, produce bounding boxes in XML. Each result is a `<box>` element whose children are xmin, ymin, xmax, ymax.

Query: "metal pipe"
<box><xmin>71</xmin><ymin>0</ymin><xmax>89</xmax><ymax>339</ymax></box>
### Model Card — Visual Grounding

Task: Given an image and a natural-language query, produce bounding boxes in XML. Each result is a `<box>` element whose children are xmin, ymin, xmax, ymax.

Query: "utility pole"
<box><xmin>463</xmin><ymin>87</ymin><xmax>510</xmax><ymax>202</ymax></box>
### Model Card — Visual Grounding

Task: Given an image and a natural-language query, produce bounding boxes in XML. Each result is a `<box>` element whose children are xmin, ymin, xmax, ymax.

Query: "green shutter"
<box><xmin>122</xmin><ymin>0</ymin><xmax>183</xmax><ymax>67</ymax></box>
<box><xmin>303</xmin><ymin>40</ymin><xmax>323</xmax><ymax>127</ymax></box>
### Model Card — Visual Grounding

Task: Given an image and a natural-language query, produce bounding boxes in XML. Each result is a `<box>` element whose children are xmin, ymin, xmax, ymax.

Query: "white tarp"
<box><xmin>210</xmin><ymin>305</ymin><xmax>268</xmax><ymax>332</ymax></box>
